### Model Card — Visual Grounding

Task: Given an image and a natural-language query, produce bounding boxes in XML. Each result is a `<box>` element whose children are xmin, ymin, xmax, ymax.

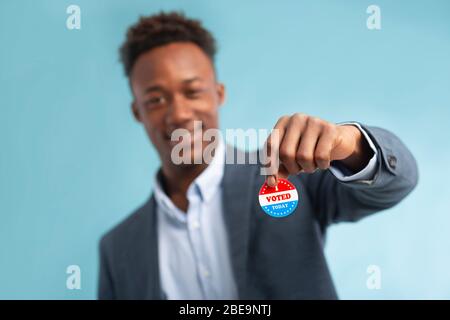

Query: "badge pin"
<box><xmin>258</xmin><ymin>178</ymin><xmax>299</xmax><ymax>218</ymax></box>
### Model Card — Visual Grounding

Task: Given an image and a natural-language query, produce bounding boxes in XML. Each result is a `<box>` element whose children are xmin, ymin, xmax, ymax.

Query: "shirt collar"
<box><xmin>191</xmin><ymin>136</ymin><xmax>225</xmax><ymax>202</ymax></box>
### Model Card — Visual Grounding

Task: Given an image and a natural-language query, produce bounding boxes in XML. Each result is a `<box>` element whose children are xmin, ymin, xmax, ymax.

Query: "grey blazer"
<box><xmin>98</xmin><ymin>125</ymin><xmax>418</xmax><ymax>299</ymax></box>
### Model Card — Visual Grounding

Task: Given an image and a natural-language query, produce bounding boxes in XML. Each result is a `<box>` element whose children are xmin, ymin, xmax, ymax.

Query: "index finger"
<box><xmin>262</xmin><ymin>116</ymin><xmax>289</xmax><ymax>186</ymax></box>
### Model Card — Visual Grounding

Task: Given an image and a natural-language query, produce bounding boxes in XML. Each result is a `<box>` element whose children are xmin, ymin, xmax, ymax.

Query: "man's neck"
<box><xmin>161</xmin><ymin>139</ymin><xmax>223</xmax><ymax>197</ymax></box>
<box><xmin>158</xmin><ymin>140</ymin><xmax>222</xmax><ymax>212</ymax></box>
<box><xmin>161</xmin><ymin>162</ymin><xmax>208</xmax><ymax>198</ymax></box>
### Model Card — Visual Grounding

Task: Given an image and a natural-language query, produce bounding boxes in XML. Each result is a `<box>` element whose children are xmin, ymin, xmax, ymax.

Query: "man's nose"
<box><xmin>165</xmin><ymin>95</ymin><xmax>193</xmax><ymax>128</ymax></box>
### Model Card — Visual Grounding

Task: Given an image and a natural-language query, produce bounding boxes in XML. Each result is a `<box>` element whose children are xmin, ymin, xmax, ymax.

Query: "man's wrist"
<box><xmin>338</xmin><ymin>125</ymin><xmax>374</xmax><ymax>174</ymax></box>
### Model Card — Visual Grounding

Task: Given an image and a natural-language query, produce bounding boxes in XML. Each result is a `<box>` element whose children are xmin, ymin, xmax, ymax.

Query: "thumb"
<box><xmin>267</xmin><ymin>164</ymin><xmax>289</xmax><ymax>187</ymax></box>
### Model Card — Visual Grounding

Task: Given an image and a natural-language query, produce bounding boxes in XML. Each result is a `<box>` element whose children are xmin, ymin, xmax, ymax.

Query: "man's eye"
<box><xmin>146</xmin><ymin>96</ymin><xmax>165</xmax><ymax>105</ymax></box>
<box><xmin>186</xmin><ymin>89</ymin><xmax>203</xmax><ymax>98</ymax></box>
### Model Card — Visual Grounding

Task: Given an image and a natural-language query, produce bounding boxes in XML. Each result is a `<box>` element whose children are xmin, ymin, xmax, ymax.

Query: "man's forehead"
<box><xmin>131</xmin><ymin>42</ymin><xmax>214</xmax><ymax>83</ymax></box>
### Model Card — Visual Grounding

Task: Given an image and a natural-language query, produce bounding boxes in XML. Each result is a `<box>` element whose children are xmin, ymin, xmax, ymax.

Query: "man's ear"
<box><xmin>216</xmin><ymin>83</ymin><xmax>226</xmax><ymax>107</ymax></box>
<box><xmin>131</xmin><ymin>101</ymin><xmax>141</xmax><ymax>122</ymax></box>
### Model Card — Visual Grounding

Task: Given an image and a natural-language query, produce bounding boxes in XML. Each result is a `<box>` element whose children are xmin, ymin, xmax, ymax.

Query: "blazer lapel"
<box><xmin>222</xmin><ymin>146</ymin><xmax>256</xmax><ymax>299</ymax></box>
<box><xmin>131</xmin><ymin>194</ymin><xmax>165</xmax><ymax>299</ymax></box>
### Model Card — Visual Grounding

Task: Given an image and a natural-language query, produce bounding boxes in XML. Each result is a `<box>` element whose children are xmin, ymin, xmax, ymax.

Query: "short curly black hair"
<box><xmin>119</xmin><ymin>11</ymin><xmax>217</xmax><ymax>77</ymax></box>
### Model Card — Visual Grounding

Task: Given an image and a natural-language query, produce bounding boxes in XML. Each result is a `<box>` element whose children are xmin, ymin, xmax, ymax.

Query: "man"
<box><xmin>98</xmin><ymin>11</ymin><xmax>418</xmax><ymax>299</ymax></box>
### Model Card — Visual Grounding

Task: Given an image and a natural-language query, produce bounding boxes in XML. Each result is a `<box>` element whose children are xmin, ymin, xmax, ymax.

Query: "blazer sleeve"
<box><xmin>303</xmin><ymin>124</ymin><xmax>418</xmax><ymax>230</ymax></box>
<box><xmin>98</xmin><ymin>235</ymin><xmax>116</xmax><ymax>300</ymax></box>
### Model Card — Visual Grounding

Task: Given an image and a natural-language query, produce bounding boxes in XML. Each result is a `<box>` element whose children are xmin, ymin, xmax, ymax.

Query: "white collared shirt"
<box><xmin>154</xmin><ymin>138</ymin><xmax>238</xmax><ymax>299</ymax></box>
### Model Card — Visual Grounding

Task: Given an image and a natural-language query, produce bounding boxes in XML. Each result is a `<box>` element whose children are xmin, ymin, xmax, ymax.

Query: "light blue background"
<box><xmin>1</xmin><ymin>0</ymin><xmax>449</xmax><ymax>299</ymax></box>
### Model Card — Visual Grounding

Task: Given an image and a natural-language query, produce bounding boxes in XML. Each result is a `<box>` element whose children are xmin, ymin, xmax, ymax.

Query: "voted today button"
<box><xmin>258</xmin><ymin>178</ymin><xmax>299</xmax><ymax>218</ymax></box>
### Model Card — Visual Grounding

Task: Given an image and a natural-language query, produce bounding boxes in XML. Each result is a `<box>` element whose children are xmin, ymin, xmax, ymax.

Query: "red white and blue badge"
<box><xmin>258</xmin><ymin>179</ymin><xmax>299</xmax><ymax>218</ymax></box>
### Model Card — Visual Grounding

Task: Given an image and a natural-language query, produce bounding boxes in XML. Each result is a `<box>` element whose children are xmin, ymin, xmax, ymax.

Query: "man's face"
<box><xmin>130</xmin><ymin>42</ymin><xmax>225</xmax><ymax>166</ymax></box>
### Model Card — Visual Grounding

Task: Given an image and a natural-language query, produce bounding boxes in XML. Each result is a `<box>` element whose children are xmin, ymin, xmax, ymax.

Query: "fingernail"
<box><xmin>268</xmin><ymin>176</ymin><xmax>276</xmax><ymax>187</ymax></box>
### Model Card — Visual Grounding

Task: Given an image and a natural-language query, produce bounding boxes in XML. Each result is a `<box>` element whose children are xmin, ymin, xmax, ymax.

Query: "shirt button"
<box><xmin>203</xmin><ymin>270</ymin><xmax>210</xmax><ymax>278</ymax></box>
<box><xmin>191</xmin><ymin>221</ymin><xmax>200</xmax><ymax>229</ymax></box>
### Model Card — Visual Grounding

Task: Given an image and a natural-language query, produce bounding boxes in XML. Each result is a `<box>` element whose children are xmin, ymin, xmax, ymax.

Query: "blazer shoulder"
<box><xmin>100</xmin><ymin>197</ymin><xmax>155</xmax><ymax>251</ymax></box>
